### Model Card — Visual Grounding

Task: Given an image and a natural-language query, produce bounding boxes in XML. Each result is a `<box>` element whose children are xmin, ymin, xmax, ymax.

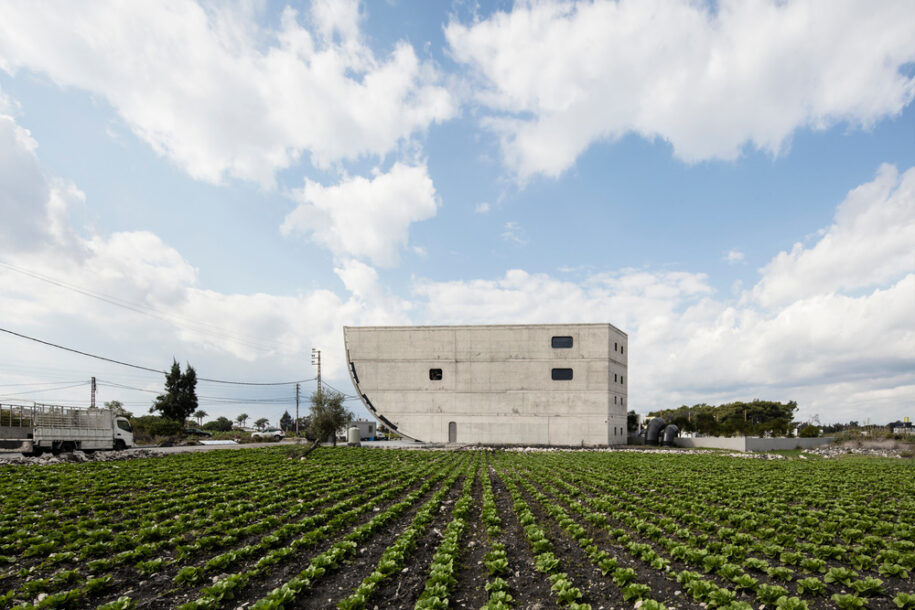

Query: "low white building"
<box><xmin>350</xmin><ymin>419</ymin><xmax>377</xmax><ymax>440</ymax></box>
<box><xmin>343</xmin><ymin>324</ymin><xmax>628</xmax><ymax>446</ymax></box>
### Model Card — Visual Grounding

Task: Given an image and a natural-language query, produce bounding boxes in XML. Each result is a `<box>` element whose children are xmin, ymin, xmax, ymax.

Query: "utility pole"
<box><xmin>295</xmin><ymin>382</ymin><xmax>300</xmax><ymax>437</ymax></box>
<box><xmin>311</xmin><ymin>348</ymin><xmax>321</xmax><ymax>396</ymax></box>
<box><xmin>90</xmin><ymin>377</ymin><xmax>96</xmax><ymax>408</ymax></box>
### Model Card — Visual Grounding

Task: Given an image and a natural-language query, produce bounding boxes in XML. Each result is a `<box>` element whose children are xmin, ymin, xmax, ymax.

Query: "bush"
<box><xmin>799</xmin><ymin>425</ymin><xmax>820</xmax><ymax>438</ymax></box>
<box><xmin>130</xmin><ymin>416</ymin><xmax>184</xmax><ymax>439</ymax></box>
<box><xmin>203</xmin><ymin>417</ymin><xmax>233</xmax><ymax>432</ymax></box>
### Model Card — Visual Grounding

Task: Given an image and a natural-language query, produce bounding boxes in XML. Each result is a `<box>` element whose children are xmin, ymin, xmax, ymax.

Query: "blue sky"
<box><xmin>0</xmin><ymin>0</ymin><xmax>913</xmax><ymax>428</ymax></box>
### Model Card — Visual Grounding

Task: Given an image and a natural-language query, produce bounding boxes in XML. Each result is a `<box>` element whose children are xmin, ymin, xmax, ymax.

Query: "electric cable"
<box><xmin>0</xmin><ymin>260</ymin><xmax>294</xmax><ymax>353</ymax></box>
<box><xmin>0</xmin><ymin>327</ymin><xmax>314</xmax><ymax>385</ymax></box>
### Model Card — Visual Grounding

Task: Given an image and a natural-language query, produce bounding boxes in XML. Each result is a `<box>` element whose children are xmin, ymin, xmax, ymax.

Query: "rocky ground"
<box><xmin>0</xmin><ymin>439</ymin><xmax>293</xmax><ymax>465</ymax></box>
<box><xmin>803</xmin><ymin>439</ymin><xmax>913</xmax><ymax>459</ymax></box>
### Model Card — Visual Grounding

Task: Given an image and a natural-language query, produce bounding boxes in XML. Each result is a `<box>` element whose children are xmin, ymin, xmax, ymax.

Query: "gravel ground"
<box><xmin>3</xmin><ymin>437</ymin><xmax>910</xmax><ymax>465</ymax></box>
<box><xmin>0</xmin><ymin>439</ymin><xmax>297</xmax><ymax>465</ymax></box>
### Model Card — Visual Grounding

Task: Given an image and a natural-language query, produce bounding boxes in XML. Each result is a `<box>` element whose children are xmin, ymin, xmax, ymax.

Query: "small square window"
<box><xmin>614</xmin><ymin>373</ymin><xmax>618</xmax><ymax>382</ymax></box>
<box><xmin>621</xmin><ymin>375</ymin><xmax>624</xmax><ymax>384</ymax></box>
<box><xmin>551</xmin><ymin>336</ymin><xmax>573</xmax><ymax>348</ymax></box>
<box><xmin>621</xmin><ymin>345</ymin><xmax>624</xmax><ymax>355</ymax></box>
<box><xmin>551</xmin><ymin>368</ymin><xmax>573</xmax><ymax>380</ymax></box>
<box><xmin>429</xmin><ymin>368</ymin><xmax>442</xmax><ymax>381</ymax></box>
<box><xmin>614</xmin><ymin>342</ymin><xmax>618</xmax><ymax>351</ymax></box>
<box><xmin>613</xmin><ymin>396</ymin><xmax>617</xmax><ymax>404</ymax></box>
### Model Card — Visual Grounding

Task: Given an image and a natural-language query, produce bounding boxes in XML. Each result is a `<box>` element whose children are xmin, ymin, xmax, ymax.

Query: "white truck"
<box><xmin>0</xmin><ymin>403</ymin><xmax>135</xmax><ymax>456</ymax></box>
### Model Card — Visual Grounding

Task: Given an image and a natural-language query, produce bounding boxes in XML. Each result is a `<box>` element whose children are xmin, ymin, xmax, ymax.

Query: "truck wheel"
<box><xmin>274</xmin><ymin>435</ymin><xmax>281</xmax><ymax>442</ymax></box>
<box><xmin>61</xmin><ymin>441</ymin><xmax>76</xmax><ymax>453</ymax></box>
<box><xmin>114</xmin><ymin>440</ymin><xmax>126</xmax><ymax>451</ymax></box>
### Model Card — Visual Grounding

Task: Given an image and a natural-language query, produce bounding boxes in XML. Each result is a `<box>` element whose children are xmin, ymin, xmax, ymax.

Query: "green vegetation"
<box><xmin>307</xmin><ymin>388</ymin><xmax>352</xmax><ymax>446</ymax></box>
<box><xmin>150</xmin><ymin>359</ymin><xmax>198</xmax><ymax>422</ymax></box>
<box><xmin>648</xmin><ymin>399</ymin><xmax>797</xmax><ymax>436</ymax></box>
<box><xmin>0</xmin><ymin>449</ymin><xmax>912</xmax><ymax>608</ymax></box>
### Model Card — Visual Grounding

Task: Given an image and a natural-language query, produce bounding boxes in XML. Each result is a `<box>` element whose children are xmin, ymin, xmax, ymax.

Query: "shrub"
<box><xmin>130</xmin><ymin>415</ymin><xmax>184</xmax><ymax>439</ymax></box>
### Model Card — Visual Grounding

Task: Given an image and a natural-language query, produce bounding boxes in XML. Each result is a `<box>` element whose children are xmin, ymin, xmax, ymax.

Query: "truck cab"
<box><xmin>113</xmin><ymin>417</ymin><xmax>134</xmax><ymax>450</ymax></box>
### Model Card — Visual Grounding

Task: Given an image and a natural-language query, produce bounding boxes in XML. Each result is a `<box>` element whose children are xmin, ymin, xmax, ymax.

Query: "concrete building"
<box><xmin>343</xmin><ymin>324</ymin><xmax>628</xmax><ymax>446</ymax></box>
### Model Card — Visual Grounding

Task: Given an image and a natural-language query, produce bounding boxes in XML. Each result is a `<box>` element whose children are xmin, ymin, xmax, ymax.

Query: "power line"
<box><xmin>0</xmin><ymin>382</ymin><xmax>89</xmax><ymax>398</ymax></box>
<box><xmin>0</xmin><ymin>260</ymin><xmax>293</xmax><ymax>354</ymax></box>
<box><xmin>0</xmin><ymin>327</ymin><xmax>313</xmax><ymax>386</ymax></box>
<box><xmin>0</xmin><ymin>379</ymin><xmax>87</xmax><ymax>388</ymax></box>
<box><xmin>97</xmin><ymin>380</ymin><xmax>299</xmax><ymax>403</ymax></box>
<box><xmin>320</xmin><ymin>380</ymin><xmax>358</xmax><ymax>399</ymax></box>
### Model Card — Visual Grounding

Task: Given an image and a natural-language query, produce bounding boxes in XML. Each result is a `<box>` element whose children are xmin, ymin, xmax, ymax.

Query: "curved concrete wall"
<box><xmin>344</xmin><ymin>324</ymin><xmax>628</xmax><ymax>446</ymax></box>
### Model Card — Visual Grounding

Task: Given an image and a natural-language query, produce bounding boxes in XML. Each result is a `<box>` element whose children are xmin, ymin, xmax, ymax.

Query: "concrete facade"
<box><xmin>343</xmin><ymin>324</ymin><xmax>628</xmax><ymax>446</ymax></box>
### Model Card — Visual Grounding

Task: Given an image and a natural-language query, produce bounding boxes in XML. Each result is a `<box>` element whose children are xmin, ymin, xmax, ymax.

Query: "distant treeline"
<box><xmin>648</xmin><ymin>400</ymin><xmax>797</xmax><ymax>437</ymax></box>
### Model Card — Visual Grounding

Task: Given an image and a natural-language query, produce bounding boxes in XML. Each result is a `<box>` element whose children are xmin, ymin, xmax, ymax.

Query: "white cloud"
<box><xmin>281</xmin><ymin>162</ymin><xmax>439</xmax><ymax>267</ymax></box>
<box><xmin>724</xmin><ymin>249</ymin><xmax>745</xmax><ymax>264</ymax></box>
<box><xmin>0</xmin><ymin>113</ymin><xmax>86</xmax><ymax>255</ymax></box>
<box><xmin>475</xmin><ymin>202</ymin><xmax>491</xmax><ymax>214</ymax></box>
<box><xmin>0</xmin><ymin>106</ymin><xmax>406</xmax><ymax>389</ymax></box>
<box><xmin>0</xmin><ymin>0</ymin><xmax>454</xmax><ymax>185</ymax></box>
<box><xmin>501</xmin><ymin>220</ymin><xmax>528</xmax><ymax>246</ymax></box>
<box><xmin>0</xmin><ymin>87</ymin><xmax>18</xmax><ymax>115</ymax></box>
<box><xmin>446</xmin><ymin>0</ymin><xmax>915</xmax><ymax>180</ymax></box>
<box><xmin>751</xmin><ymin>164</ymin><xmax>915</xmax><ymax>308</ymax></box>
<box><xmin>413</xmin><ymin>165</ymin><xmax>915</xmax><ymax>422</ymax></box>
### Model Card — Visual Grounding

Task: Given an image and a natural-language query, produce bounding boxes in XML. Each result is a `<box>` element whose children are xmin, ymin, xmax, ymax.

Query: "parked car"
<box><xmin>184</xmin><ymin>428</ymin><xmax>213</xmax><ymax>437</ymax></box>
<box><xmin>251</xmin><ymin>428</ymin><xmax>285</xmax><ymax>442</ymax></box>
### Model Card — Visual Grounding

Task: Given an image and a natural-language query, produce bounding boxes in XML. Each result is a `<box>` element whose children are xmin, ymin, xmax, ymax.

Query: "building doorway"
<box><xmin>448</xmin><ymin>421</ymin><xmax>457</xmax><ymax>443</ymax></box>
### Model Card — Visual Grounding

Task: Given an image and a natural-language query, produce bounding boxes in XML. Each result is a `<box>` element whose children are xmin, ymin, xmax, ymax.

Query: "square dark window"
<box><xmin>429</xmin><ymin>368</ymin><xmax>442</xmax><ymax>381</ymax></box>
<box><xmin>613</xmin><ymin>396</ymin><xmax>617</xmax><ymax>404</ymax></box>
<box><xmin>614</xmin><ymin>373</ymin><xmax>618</xmax><ymax>382</ymax></box>
<box><xmin>551</xmin><ymin>368</ymin><xmax>573</xmax><ymax>380</ymax></box>
<box><xmin>551</xmin><ymin>336</ymin><xmax>573</xmax><ymax>348</ymax></box>
<box><xmin>621</xmin><ymin>345</ymin><xmax>624</xmax><ymax>355</ymax></box>
<box><xmin>621</xmin><ymin>375</ymin><xmax>624</xmax><ymax>384</ymax></box>
<box><xmin>614</xmin><ymin>342</ymin><xmax>618</xmax><ymax>351</ymax></box>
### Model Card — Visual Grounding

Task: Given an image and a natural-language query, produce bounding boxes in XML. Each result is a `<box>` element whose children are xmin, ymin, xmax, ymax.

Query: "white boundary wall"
<box><xmin>674</xmin><ymin>436</ymin><xmax>836</xmax><ymax>451</ymax></box>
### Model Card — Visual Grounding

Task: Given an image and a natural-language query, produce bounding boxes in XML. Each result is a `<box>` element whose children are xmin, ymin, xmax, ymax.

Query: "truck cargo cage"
<box><xmin>1</xmin><ymin>403</ymin><xmax>111</xmax><ymax>430</ymax></box>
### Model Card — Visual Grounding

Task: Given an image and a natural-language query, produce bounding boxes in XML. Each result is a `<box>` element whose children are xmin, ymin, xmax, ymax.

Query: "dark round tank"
<box><xmin>646</xmin><ymin>417</ymin><xmax>667</xmax><ymax>446</ymax></box>
<box><xmin>661</xmin><ymin>424</ymin><xmax>680</xmax><ymax>446</ymax></box>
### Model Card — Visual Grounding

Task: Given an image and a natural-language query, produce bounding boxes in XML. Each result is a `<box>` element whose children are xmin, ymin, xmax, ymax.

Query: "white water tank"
<box><xmin>347</xmin><ymin>426</ymin><xmax>361</xmax><ymax>446</ymax></box>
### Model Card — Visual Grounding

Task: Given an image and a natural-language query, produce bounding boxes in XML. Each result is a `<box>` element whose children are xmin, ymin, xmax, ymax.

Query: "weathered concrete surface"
<box><xmin>344</xmin><ymin>324</ymin><xmax>628</xmax><ymax>446</ymax></box>
<box><xmin>674</xmin><ymin>436</ymin><xmax>836</xmax><ymax>451</ymax></box>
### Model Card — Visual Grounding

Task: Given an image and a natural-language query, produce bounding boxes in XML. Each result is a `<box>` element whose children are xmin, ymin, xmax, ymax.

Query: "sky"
<box><xmin>0</xmin><ymin>0</ymin><xmax>913</xmax><ymax>428</ymax></box>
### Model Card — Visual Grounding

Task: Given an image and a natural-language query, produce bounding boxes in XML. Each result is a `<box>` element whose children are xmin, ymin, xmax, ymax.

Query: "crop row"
<box><xmin>0</xmin><ymin>447</ymin><xmax>913</xmax><ymax>609</ymax></box>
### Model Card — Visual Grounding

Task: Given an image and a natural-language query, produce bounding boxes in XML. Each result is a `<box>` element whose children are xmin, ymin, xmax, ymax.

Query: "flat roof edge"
<box><xmin>343</xmin><ymin>322</ymin><xmax>627</xmax><ymax>336</ymax></box>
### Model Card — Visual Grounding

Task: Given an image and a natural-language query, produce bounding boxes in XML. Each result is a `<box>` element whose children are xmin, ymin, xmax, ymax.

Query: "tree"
<box><xmin>308</xmin><ymin>388</ymin><xmax>352</xmax><ymax>447</ymax></box>
<box><xmin>104</xmin><ymin>400</ymin><xmax>132</xmax><ymax>418</ymax></box>
<box><xmin>799</xmin><ymin>424</ymin><xmax>820</xmax><ymax>438</ymax></box>
<box><xmin>627</xmin><ymin>410</ymin><xmax>639</xmax><ymax>433</ymax></box>
<box><xmin>150</xmin><ymin>360</ymin><xmax>198</xmax><ymax>422</ymax></box>
<box><xmin>193</xmin><ymin>410</ymin><xmax>207</xmax><ymax>426</ymax></box>
<box><xmin>203</xmin><ymin>416</ymin><xmax>233</xmax><ymax>432</ymax></box>
<box><xmin>279</xmin><ymin>410</ymin><xmax>293</xmax><ymax>432</ymax></box>
<box><xmin>648</xmin><ymin>400</ymin><xmax>798</xmax><ymax>437</ymax></box>
<box><xmin>235</xmin><ymin>413</ymin><xmax>249</xmax><ymax>428</ymax></box>
<box><xmin>254</xmin><ymin>417</ymin><xmax>269</xmax><ymax>430</ymax></box>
